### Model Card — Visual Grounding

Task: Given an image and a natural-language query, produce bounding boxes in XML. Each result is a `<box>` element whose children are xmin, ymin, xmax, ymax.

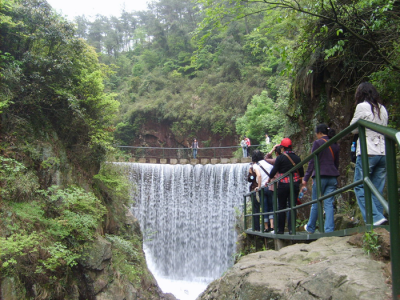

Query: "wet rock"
<box><xmin>80</xmin><ymin>236</ymin><xmax>112</xmax><ymax>270</ymax></box>
<box><xmin>198</xmin><ymin>236</ymin><xmax>391</xmax><ymax>300</ymax></box>
<box><xmin>334</xmin><ymin>213</ymin><xmax>357</xmax><ymax>230</ymax></box>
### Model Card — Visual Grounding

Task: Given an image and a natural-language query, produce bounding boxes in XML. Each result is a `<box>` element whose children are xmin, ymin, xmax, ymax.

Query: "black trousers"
<box><xmin>277</xmin><ymin>182</ymin><xmax>299</xmax><ymax>233</ymax></box>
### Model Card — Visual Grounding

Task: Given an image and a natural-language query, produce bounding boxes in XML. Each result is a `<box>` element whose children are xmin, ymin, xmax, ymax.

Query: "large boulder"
<box><xmin>198</xmin><ymin>236</ymin><xmax>391</xmax><ymax>300</ymax></box>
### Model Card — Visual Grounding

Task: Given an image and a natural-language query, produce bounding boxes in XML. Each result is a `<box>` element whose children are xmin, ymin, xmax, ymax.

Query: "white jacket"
<box><xmin>350</xmin><ymin>101</ymin><xmax>388</xmax><ymax>156</ymax></box>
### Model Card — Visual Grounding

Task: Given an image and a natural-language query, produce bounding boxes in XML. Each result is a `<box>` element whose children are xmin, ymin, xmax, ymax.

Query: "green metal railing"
<box><xmin>243</xmin><ymin>119</ymin><xmax>399</xmax><ymax>299</ymax></box>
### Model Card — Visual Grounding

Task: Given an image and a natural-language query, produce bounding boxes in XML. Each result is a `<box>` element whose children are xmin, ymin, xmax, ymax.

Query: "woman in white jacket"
<box><xmin>350</xmin><ymin>82</ymin><xmax>388</xmax><ymax>225</ymax></box>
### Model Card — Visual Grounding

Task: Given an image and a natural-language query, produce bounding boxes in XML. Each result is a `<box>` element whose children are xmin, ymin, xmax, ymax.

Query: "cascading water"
<box><xmin>124</xmin><ymin>162</ymin><xmax>249</xmax><ymax>299</ymax></box>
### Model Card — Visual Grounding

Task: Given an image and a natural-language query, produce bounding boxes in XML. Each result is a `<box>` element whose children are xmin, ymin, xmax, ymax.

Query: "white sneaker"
<box><xmin>373</xmin><ymin>218</ymin><xmax>388</xmax><ymax>226</ymax></box>
<box><xmin>304</xmin><ymin>224</ymin><xmax>313</xmax><ymax>234</ymax></box>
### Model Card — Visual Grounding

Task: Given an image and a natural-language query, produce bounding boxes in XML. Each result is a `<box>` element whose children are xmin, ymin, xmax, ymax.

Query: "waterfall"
<box><xmin>124</xmin><ymin>162</ymin><xmax>249</xmax><ymax>295</ymax></box>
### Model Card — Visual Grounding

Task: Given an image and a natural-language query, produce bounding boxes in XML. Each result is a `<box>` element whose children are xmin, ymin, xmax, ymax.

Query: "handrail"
<box><xmin>243</xmin><ymin>119</ymin><xmax>399</xmax><ymax>299</ymax></box>
<box><xmin>117</xmin><ymin>144</ymin><xmax>263</xmax><ymax>160</ymax></box>
<box><xmin>117</xmin><ymin>145</ymin><xmax>262</xmax><ymax>149</ymax></box>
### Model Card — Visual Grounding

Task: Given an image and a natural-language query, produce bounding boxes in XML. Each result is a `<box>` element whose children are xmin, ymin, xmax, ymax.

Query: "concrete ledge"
<box><xmin>201</xmin><ymin>159</ymin><xmax>210</xmax><ymax>165</ymax></box>
<box><xmin>129</xmin><ymin>157</ymin><xmax>135</xmax><ymax>162</ymax></box>
<box><xmin>220</xmin><ymin>158</ymin><xmax>229</xmax><ymax>164</ymax></box>
<box><xmin>170</xmin><ymin>159</ymin><xmax>178</xmax><ymax>165</ymax></box>
<box><xmin>190</xmin><ymin>159</ymin><xmax>199</xmax><ymax>165</ymax></box>
<box><xmin>230</xmin><ymin>158</ymin><xmax>240</xmax><ymax>163</ymax></box>
<box><xmin>138</xmin><ymin>158</ymin><xmax>146</xmax><ymax>163</ymax></box>
<box><xmin>149</xmin><ymin>158</ymin><xmax>157</xmax><ymax>164</ymax></box>
<box><xmin>160</xmin><ymin>159</ymin><xmax>168</xmax><ymax>164</ymax></box>
<box><xmin>211</xmin><ymin>158</ymin><xmax>219</xmax><ymax>164</ymax></box>
<box><xmin>241</xmin><ymin>157</ymin><xmax>252</xmax><ymax>163</ymax></box>
<box><xmin>180</xmin><ymin>159</ymin><xmax>188</xmax><ymax>164</ymax></box>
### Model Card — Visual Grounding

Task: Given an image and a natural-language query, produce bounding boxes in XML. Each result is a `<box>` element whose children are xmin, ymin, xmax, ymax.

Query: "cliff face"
<box><xmin>129</xmin><ymin>119</ymin><xmax>239</xmax><ymax>158</ymax></box>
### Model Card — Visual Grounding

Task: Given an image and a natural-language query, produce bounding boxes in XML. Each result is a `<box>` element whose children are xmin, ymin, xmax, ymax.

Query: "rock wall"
<box><xmin>198</xmin><ymin>236</ymin><xmax>391</xmax><ymax>300</ymax></box>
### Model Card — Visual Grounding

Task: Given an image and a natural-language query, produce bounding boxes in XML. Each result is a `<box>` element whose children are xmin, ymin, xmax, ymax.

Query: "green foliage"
<box><xmin>235</xmin><ymin>88</ymin><xmax>288</xmax><ymax>144</ymax></box>
<box><xmin>0</xmin><ymin>0</ymin><xmax>119</xmax><ymax>163</ymax></box>
<box><xmin>93</xmin><ymin>163</ymin><xmax>130</xmax><ymax>204</ymax></box>
<box><xmin>105</xmin><ymin>234</ymin><xmax>143</xmax><ymax>284</ymax></box>
<box><xmin>0</xmin><ymin>156</ymin><xmax>39</xmax><ymax>201</ymax></box>
<box><xmin>362</xmin><ymin>230</ymin><xmax>381</xmax><ymax>257</ymax></box>
<box><xmin>0</xmin><ymin>186</ymin><xmax>106</xmax><ymax>278</ymax></box>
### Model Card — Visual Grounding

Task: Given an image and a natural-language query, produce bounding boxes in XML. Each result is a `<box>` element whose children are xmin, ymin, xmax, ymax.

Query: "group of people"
<box><xmin>247</xmin><ymin>82</ymin><xmax>389</xmax><ymax>234</ymax></box>
<box><xmin>240</xmin><ymin>136</ymin><xmax>251</xmax><ymax>157</ymax></box>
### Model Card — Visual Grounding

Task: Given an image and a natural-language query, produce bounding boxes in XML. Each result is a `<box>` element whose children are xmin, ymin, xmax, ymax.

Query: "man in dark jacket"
<box><xmin>268</xmin><ymin>138</ymin><xmax>304</xmax><ymax>234</ymax></box>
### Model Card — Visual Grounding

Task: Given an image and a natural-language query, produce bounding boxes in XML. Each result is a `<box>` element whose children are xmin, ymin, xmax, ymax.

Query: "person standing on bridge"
<box><xmin>350</xmin><ymin>82</ymin><xmax>388</xmax><ymax>226</ymax></box>
<box><xmin>245</xmin><ymin>136</ymin><xmax>251</xmax><ymax>156</ymax></box>
<box><xmin>303</xmin><ymin>124</ymin><xmax>340</xmax><ymax>234</ymax></box>
<box><xmin>191</xmin><ymin>138</ymin><xmax>199</xmax><ymax>159</ymax></box>
<box><xmin>240</xmin><ymin>137</ymin><xmax>247</xmax><ymax>158</ymax></box>
<box><xmin>267</xmin><ymin>138</ymin><xmax>304</xmax><ymax>234</ymax></box>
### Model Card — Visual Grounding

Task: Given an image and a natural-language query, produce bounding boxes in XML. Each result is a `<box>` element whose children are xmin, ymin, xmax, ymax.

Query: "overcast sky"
<box><xmin>46</xmin><ymin>0</ymin><xmax>150</xmax><ymax>20</ymax></box>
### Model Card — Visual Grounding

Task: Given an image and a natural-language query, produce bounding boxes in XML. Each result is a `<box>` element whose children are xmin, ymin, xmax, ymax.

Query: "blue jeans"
<box><xmin>193</xmin><ymin>149</ymin><xmax>197</xmax><ymax>159</ymax></box>
<box><xmin>242</xmin><ymin>147</ymin><xmax>247</xmax><ymax>158</ymax></box>
<box><xmin>354</xmin><ymin>155</ymin><xmax>386</xmax><ymax>224</ymax></box>
<box><xmin>263</xmin><ymin>188</ymin><xmax>273</xmax><ymax>222</ymax></box>
<box><xmin>307</xmin><ymin>176</ymin><xmax>337</xmax><ymax>233</ymax></box>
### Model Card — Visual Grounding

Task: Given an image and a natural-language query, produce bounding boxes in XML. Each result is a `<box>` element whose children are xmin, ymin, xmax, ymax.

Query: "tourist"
<box><xmin>303</xmin><ymin>124</ymin><xmax>340</xmax><ymax>234</ymax></box>
<box><xmin>267</xmin><ymin>138</ymin><xmax>304</xmax><ymax>234</ymax></box>
<box><xmin>350</xmin><ymin>82</ymin><xmax>388</xmax><ymax>225</ymax></box>
<box><xmin>247</xmin><ymin>162</ymin><xmax>259</xmax><ymax>230</ymax></box>
<box><xmin>265</xmin><ymin>133</ymin><xmax>270</xmax><ymax>145</ymax></box>
<box><xmin>245</xmin><ymin>136</ymin><xmax>251</xmax><ymax>156</ymax></box>
<box><xmin>191</xmin><ymin>138</ymin><xmax>199</xmax><ymax>159</ymax></box>
<box><xmin>252</xmin><ymin>150</ymin><xmax>274</xmax><ymax>232</ymax></box>
<box><xmin>240</xmin><ymin>137</ymin><xmax>247</xmax><ymax>158</ymax></box>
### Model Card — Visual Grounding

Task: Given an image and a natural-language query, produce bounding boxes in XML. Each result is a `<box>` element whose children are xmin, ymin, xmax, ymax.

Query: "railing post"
<box><xmin>385</xmin><ymin>137</ymin><xmax>400</xmax><ymax>299</ymax></box>
<box><xmin>251</xmin><ymin>193</ymin><xmax>255</xmax><ymax>231</ymax></box>
<box><xmin>358</xmin><ymin>126</ymin><xmax>373</xmax><ymax>227</ymax></box>
<box><xmin>273</xmin><ymin>182</ymin><xmax>278</xmax><ymax>232</ymax></box>
<box><xmin>289</xmin><ymin>173</ymin><xmax>296</xmax><ymax>234</ymax></box>
<box><xmin>314</xmin><ymin>153</ymin><xmax>324</xmax><ymax>233</ymax></box>
<box><xmin>243</xmin><ymin>195</ymin><xmax>247</xmax><ymax>231</ymax></box>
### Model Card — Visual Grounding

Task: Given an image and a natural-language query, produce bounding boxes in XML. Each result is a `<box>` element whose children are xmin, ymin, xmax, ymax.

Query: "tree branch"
<box><xmin>243</xmin><ymin>0</ymin><xmax>399</xmax><ymax>70</ymax></box>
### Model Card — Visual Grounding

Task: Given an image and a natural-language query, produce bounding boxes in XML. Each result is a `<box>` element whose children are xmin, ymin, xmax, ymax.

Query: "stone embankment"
<box><xmin>198</xmin><ymin>234</ymin><xmax>391</xmax><ymax>300</ymax></box>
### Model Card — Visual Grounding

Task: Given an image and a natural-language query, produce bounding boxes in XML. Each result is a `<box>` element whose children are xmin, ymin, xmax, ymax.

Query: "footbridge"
<box><xmin>243</xmin><ymin>120</ymin><xmax>400</xmax><ymax>299</ymax></box>
<box><xmin>114</xmin><ymin>145</ymin><xmax>259</xmax><ymax>164</ymax></box>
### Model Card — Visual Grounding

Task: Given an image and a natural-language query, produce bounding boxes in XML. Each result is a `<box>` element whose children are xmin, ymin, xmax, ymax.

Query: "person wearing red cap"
<box><xmin>268</xmin><ymin>138</ymin><xmax>304</xmax><ymax>234</ymax></box>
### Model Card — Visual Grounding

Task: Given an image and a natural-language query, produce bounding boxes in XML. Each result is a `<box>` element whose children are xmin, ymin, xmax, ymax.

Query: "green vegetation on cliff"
<box><xmin>0</xmin><ymin>1</ymin><xmax>161</xmax><ymax>298</ymax></box>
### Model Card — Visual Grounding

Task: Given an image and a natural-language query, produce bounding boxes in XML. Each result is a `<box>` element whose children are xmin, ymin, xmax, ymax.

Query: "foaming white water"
<box><xmin>123</xmin><ymin>163</ymin><xmax>248</xmax><ymax>299</ymax></box>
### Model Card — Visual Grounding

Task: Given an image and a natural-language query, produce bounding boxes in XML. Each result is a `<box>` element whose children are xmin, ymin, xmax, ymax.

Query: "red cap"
<box><xmin>280</xmin><ymin>138</ymin><xmax>292</xmax><ymax>147</ymax></box>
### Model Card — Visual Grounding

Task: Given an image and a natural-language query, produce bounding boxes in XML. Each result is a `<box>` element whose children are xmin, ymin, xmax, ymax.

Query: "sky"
<box><xmin>46</xmin><ymin>0</ymin><xmax>150</xmax><ymax>20</ymax></box>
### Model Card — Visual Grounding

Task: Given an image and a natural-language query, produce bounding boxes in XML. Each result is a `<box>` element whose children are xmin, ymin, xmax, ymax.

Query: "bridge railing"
<box><xmin>117</xmin><ymin>145</ymin><xmax>261</xmax><ymax>159</ymax></box>
<box><xmin>243</xmin><ymin>119</ymin><xmax>399</xmax><ymax>299</ymax></box>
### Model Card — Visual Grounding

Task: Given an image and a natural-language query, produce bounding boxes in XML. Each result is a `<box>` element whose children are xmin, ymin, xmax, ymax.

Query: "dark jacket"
<box><xmin>303</xmin><ymin>136</ymin><xmax>340</xmax><ymax>182</ymax></box>
<box><xmin>269</xmin><ymin>151</ymin><xmax>304</xmax><ymax>181</ymax></box>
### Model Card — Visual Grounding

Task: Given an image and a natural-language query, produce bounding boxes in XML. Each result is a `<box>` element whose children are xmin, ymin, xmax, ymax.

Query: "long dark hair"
<box><xmin>315</xmin><ymin>124</ymin><xmax>335</xmax><ymax>139</ymax></box>
<box><xmin>354</xmin><ymin>82</ymin><xmax>382</xmax><ymax>119</ymax></box>
<box><xmin>252</xmin><ymin>150</ymin><xmax>264</xmax><ymax>163</ymax></box>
